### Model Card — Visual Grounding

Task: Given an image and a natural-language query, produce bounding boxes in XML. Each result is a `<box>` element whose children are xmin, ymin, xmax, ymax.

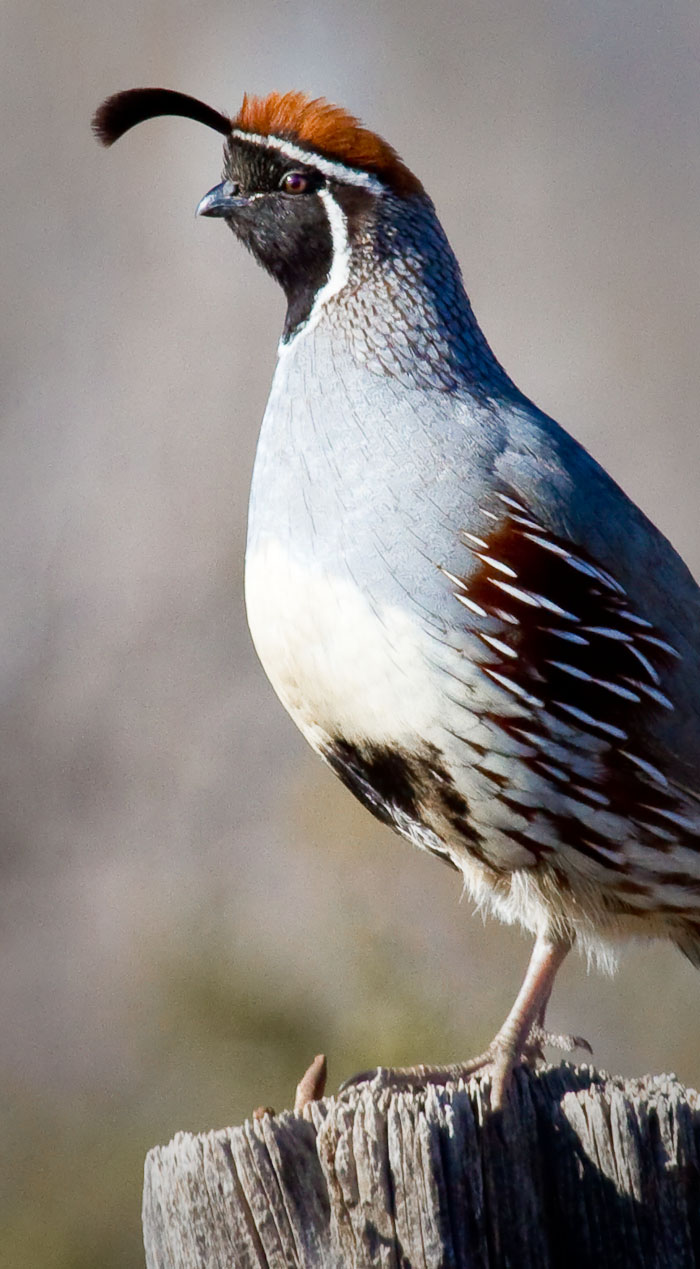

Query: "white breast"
<box><xmin>245</xmin><ymin>535</ymin><xmax>446</xmax><ymax>753</ymax></box>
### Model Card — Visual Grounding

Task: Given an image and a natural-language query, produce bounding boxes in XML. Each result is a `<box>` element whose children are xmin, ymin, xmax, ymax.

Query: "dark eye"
<box><xmin>280</xmin><ymin>171</ymin><xmax>310</xmax><ymax>194</ymax></box>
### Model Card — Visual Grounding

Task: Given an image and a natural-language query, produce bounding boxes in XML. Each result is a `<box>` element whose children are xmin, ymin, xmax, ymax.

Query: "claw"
<box><xmin>528</xmin><ymin>1024</ymin><xmax>593</xmax><ymax>1055</ymax></box>
<box><xmin>339</xmin><ymin>1066</ymin><xmax>380</xmax><ymax>1093</ymax></box>
<box><xmin>338</xmin><ymin>936</ymin><xmax>587</xmax><ymax>1113</ymax></box>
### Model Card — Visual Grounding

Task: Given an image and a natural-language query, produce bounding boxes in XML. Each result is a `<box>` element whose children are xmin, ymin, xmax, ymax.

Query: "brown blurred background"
<box><xmin>3</xmin><ymin>1</ymin><xmax>700</xmax><ymax>1264</ymax></box>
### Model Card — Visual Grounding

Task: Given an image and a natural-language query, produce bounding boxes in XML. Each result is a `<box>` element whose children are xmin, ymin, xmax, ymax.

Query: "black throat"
<box><xmin>222</xmin><ymin>139</ymin><xmax>335</xmax><ymax>339</ymax></box>
<box><xmin>276</xmin><ymin>206</ymin><xmax>334</xmax><ymax>339</ymax></box>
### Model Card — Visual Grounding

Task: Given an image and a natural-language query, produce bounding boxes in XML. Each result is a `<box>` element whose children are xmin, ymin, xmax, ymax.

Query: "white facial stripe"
<box><xmin>279</xmin><ymin>188</ymin><xmax>350</xmax><ymax>351</ymax></box>
<box><xmin>230</xmin><ymin>128</ymin><xmax>385</xmax><ymax>193</ymax></box>
<box><xmin>316</xmin><ymin>188</ymin><xmax>350</xmax><ymax>304</ymax></box>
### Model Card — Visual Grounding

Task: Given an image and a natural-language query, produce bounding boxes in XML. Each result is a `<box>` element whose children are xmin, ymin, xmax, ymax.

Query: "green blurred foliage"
<box><xmin>1</xmin><ymin>926</ymin><xmax>469</xmax><ymax>1269</ymax></box>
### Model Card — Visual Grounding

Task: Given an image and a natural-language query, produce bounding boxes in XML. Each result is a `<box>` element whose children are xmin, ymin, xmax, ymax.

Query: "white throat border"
<box><xmin>278</xmin><ymin>186</ymin><xmax>351</xmax><ymax>353</ymax></box>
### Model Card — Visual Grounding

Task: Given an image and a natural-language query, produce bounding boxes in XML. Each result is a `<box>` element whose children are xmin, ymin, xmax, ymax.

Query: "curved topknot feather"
<box><xmin>234</xmin><ymin>91</ymin><xmax>423</xmax><ymax>196</ymax></box>
<box><xmin>92</xmin><ymin>88</ymin><xmax>231</xmax><ymax>147</ymax></box>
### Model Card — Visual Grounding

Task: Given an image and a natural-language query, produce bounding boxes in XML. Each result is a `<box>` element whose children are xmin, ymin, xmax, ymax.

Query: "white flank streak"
<box><xmin>483</xmin><ymin>668</ymin><xmax>544</xmax><ymax>707</ymax></box>
<box><xmin>495</xmin><ymin>493</ymin><xmax>529</xmax><ymax>514</ymax></box>
<box><xmin>538</xmin><ymin>761</ymin><xmax>568</xmax><ymax>782</ymax></box>
<box><xmin>626</xmin><ymin>644</ymin><xmax>661</xmax><ymax>684</ymax></box>
<box><xmin>491</xmin><ymin>579</ymin><xmax>578</xmax><ymax>621</ymax></box>
<box><xmin>584</xmin><ymin>626</ymin><xmax>632</xmax><ymax>642</ymax></box>
<box><xmin>455</xmin><ymin>594</ymin><xmax>488</xmax><ymax>617</ymax></box>
<box><xmin>626</xmin><ymin>644</ymin><xmax>659</xmax><ymax>685</ymax></box>
<box><xmin>592</xmin><ymin>678</ymin><xmax>640</xmax><ymax>701</ymax></box>
<box><xmin>581</xmin><ymin>839</ymin><xmax>622</xmax><ymax>865</ymax></box>
<box><xmin>554</xmin><ymin>702</ymin><xmax>628</xmax><ymax>740</ymax></box>
<box><xmin>635</xmin><ymin>820</ymin><xmax>677</xmax><ymax>842</ymax></box>
<box><xmin>620</xmin><ymin>751</ymin><xmax>669</xmax><ymax>787</ymax></box>
<box><xmin>530</xmin><ymin>593</ymin><xmax>579</xmax><ymax>620</ymax></box>
<box><xmin>623</xmin><ymin>680</ymin><xmax>674</xmax><ymax>710</ymax></box>
<box><xmin>545</xmin><ymin>629</ymin><xmax>589</xmax><ymax>645</ymax></box>
<box><xmin>490</xmin><ymin>580</ymin><xmax>541</xmax><ymax>607</ymax></box>
<box><xmin>511</xmin><ymin>517</ymin><xmax>542</xmax><ymax>531</ymax></box>
<box><xmin>475</xmin><ymin>553</ymin><xmax>518</xmax><ymax>577</ymax></box>
<box><xmin>640</xmin><ymin>805</ymin><xmax>696</xmax><ymax>831</ymax></box>
<box><xmin>638</xmin><ymin>633</ymin><xmax>681</xmax><ymax>658</ymax></box>
<box><xmin>230</xmin><ymin>129</ymin><xmax>385</xmax><ymax>191</ymax></box>
<box><xmin>566</xmin><ymin>556</ymin><xmax>625</xmax><ymax>592</ymax></box>
<box><xmin>439</xmin><ymin>566</ymin><xmax>468</xmax><ymax>591</ymax></box>
<box><xmin>548</xmin><ymin>664</ymin><xmax>640</xmax><ymax>701</ymax></box>
<box><xmin>522</xmin><ymin>533</ymin><xmax>570</xmax><ymax>557</ymax></box>
<box><xmin>618</xmin><ymin>609</ymin><xmax>653</xmax><ymax>628</ymax></box>
<box><xmin>462</xmin><ymin>531</ymin><xmax>489</xmax><ymax>548</ymax></box>
<box><xmin>479</xmin><ymin>633</ymin><xmax>518</xmax><ymax>658</ymax></box>
<box><xmin>547</xmin><ymin>661</ymin><xmax>593</xmax><ymax>682</ymax></box>
<box><xmin>280</xmin><ymin>189</ymin><xmax>350</xmax><ymax>351</ymax></box>
<box><xmin>572</xmin><ymin>784</ymin><xmax>610</xmax><ymax>806</ymax></box>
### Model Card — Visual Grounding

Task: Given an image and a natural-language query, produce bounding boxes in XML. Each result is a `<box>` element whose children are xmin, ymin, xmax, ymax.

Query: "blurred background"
<box><xmin>3</xmin><ymin>0</ymin><xmax>700</xmax><ymax>1263</ymax></box>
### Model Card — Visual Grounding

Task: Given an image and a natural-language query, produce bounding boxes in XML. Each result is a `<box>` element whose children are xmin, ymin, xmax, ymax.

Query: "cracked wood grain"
<box><xmin>142</xmin><ymin>1065</ymin><xmax>700</xmax><ymax>1268</ymax></box>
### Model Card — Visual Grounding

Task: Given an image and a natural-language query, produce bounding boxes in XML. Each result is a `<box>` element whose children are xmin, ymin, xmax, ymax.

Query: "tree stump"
<box><xmin>142</xmin><ymin>1064</ymin><xmax>700</xmax><ymax>1268</ymax></box>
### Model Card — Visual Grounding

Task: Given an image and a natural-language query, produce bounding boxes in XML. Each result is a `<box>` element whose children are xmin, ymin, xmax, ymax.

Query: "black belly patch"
<box><xmin>322</xmin><ymin>737</ymin><xmax>482</xmax><ymax>871</ymax></box>
<box><xmin>324</xmin><ymin>739</ymin><xmax>420</xmax><ymax>824</ymax></box>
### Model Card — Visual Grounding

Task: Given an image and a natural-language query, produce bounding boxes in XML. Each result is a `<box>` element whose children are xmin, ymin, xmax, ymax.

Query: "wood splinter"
<box><xmin>294</xmin><ymin>1052</ymin><xmax>327</xmax><ymax>1113</ymax></box>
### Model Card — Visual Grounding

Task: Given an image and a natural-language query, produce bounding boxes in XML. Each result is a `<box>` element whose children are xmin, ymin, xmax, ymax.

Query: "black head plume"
<box><xmin>92</xmin><ymin>87</ymin><xmax>231</xmax><ymax>147</ymax></box>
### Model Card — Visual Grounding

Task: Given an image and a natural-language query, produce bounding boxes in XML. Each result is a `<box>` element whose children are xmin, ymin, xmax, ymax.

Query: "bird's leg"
<box><xmin>341</xmin><ymin>932</ymin><xmax>587</xmax><ymax>1109</ymax></box>
<box><xmin>527</xmin><ymin>950</ymin><xmax>593</xmax><ymax>1060</ymax></box>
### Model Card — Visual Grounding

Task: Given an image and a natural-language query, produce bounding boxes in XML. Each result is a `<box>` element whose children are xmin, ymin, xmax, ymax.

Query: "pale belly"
<box><xmin>244</xmin><ymin>534</ymin><xmax>449</xmax><ymax>754</ymax></box>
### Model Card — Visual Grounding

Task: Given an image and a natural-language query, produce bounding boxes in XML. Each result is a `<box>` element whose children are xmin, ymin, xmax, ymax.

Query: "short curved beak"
<box><xmin>196</xmin><ymin>180</ymin><xmax>242</xmax><ymax>218</ymax></box>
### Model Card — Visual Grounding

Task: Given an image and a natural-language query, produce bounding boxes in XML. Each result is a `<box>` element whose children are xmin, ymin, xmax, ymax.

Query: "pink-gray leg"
<box><xmin>341</xmin><ymin>931</ymin><xmax>589</xmax><ymax>1110</ymax></box>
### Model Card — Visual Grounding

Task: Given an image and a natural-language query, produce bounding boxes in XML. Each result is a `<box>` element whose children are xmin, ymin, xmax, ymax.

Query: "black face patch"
<box><xmin>224</xmin><ymin>138</ymin><xmax>325</xmax><ymax>198</ymax></box>
<box><xmin>221</xmin><ymin>139</ymin><xmax>332</xmax><ymax>338</ymax></box>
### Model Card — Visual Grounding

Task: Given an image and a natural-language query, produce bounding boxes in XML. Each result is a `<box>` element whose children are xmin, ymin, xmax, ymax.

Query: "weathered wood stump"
<box><xmin>142</xmin><ymin>1064</ymin><xmax>700</xmax><ymax>1268</ymax></box>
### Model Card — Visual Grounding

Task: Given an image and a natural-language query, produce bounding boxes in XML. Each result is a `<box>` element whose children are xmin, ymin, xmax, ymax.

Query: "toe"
<box><xmin>338</xmin><ymin>1066</ymin><xmax>381</xmax><ymax>1093</ymax></box>
<box><xmin>531</xmin><ymin>1026</ymin><xmax>593</xmax><ymax>1055</ymax></box>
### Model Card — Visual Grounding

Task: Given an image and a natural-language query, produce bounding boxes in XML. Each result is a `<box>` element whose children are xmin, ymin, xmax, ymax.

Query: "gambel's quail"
<box><xmin>93</xmin><ymin>88</ymin><xmax>700</xmax><ymax>1107</ymax></box>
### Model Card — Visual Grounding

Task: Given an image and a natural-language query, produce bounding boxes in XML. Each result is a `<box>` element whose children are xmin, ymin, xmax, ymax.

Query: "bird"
<box><xmin>92</xmin><ymin>86</ymin><xmax>700</xmax><ymax>1108</ymax></box>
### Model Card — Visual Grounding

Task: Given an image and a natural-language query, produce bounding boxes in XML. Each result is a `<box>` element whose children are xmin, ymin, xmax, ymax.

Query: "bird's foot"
<box><xmin>528</xmin><ymin>1023</ymin><xmax>592</xmax><ymax>1057</ymax></box>
<box><xmin>340</xmin><ymin>1026</ymin><xmax>592</xmax><ymax>1111</ymax></box>
<box><xmin>340</xmin><ymin>1046</ymin><xmax>497</xmax><ymax>1099</ymax></box>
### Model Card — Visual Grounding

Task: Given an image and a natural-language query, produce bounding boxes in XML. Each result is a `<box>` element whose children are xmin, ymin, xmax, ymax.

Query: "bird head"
<box><xmin>92</xmin><ymin>87</ymin><xmax>425</xmax><ymax>340</ymax></box>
